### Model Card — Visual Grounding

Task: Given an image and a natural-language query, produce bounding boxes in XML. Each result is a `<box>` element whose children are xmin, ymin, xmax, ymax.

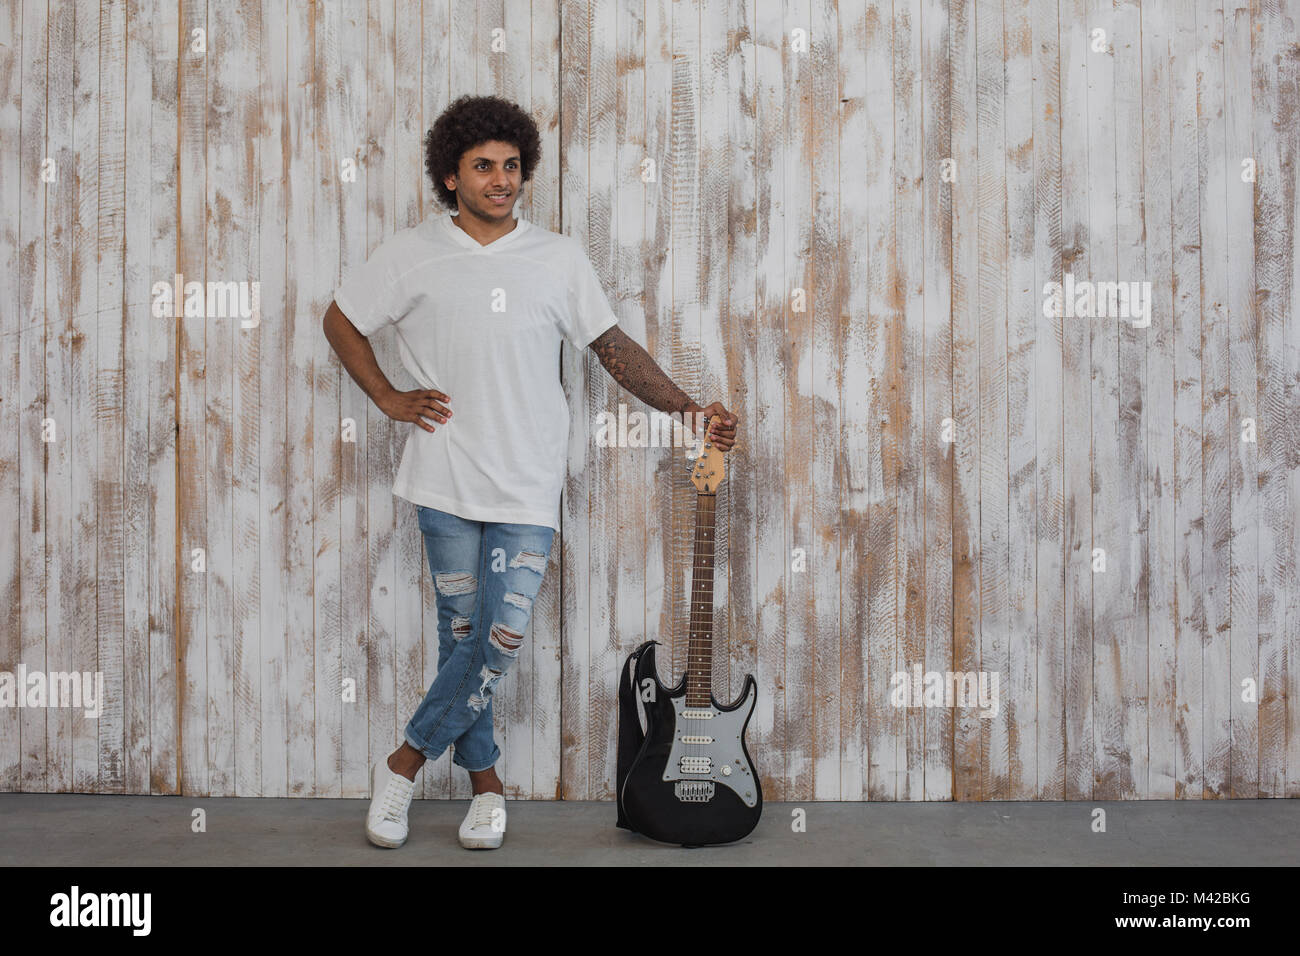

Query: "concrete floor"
<box><xmin>1</xmin><ymin>794</ymin><xmax>1295</xmax><ymax>865</ymax></box>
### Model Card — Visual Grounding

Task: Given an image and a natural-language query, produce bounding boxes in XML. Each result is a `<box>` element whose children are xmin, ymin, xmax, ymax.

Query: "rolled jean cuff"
<box><xmin>403</xmin><ymin>727</ymin><xmax>445</xmax><ymax>763</ymax></box>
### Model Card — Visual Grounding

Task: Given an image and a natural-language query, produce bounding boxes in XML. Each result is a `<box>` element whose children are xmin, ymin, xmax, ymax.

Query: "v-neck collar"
<box><xmin>440</xmin><ymin>212</ymin><xmax>529</xmax><ymax>253</ymax></box>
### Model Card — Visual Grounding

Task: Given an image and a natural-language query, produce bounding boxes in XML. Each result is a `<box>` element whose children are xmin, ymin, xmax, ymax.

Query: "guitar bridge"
<box><xmin>674</xmin><ymin>780</ymin><xmax>715</xmax><ymax>803</ymax></box>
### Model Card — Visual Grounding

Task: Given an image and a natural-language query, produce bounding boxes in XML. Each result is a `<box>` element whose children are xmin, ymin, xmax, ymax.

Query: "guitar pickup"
<box><xmin>680</xmin><ymin>709</ymin><xmax>714</xmax><ymax>720</ymax></box>
<box><xmin>679</xmin><ymin>735</ymin><xmax>714</xmax><ymax>744</ymax></box>
<box><xmin>679</xmin><ymin>755</ymin><xmax>712</xmax><ymax>775</ymax></box>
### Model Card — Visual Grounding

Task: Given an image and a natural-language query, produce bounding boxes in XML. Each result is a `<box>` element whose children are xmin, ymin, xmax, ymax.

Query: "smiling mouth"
<box><xmin>487</xmin><ymin>193</ymin><xmax>511</xmax><ymax>203</ymax></box>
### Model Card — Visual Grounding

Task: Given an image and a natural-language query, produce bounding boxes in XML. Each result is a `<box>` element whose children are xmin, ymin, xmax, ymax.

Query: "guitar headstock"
<box><xmin>687</xmin><ymin>416</ymin><xmax>727</xmax><ymax>493</ymax></box>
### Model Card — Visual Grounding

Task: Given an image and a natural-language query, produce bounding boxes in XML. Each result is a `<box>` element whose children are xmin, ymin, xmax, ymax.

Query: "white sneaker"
<box><xmin>366</xmin><ymin>758</ymin><xmax>416</xmax><ymax>848</ymax></box>
<box><xmin>458</xmin><ymin>792</ymin><xmax>506</xmax><ymax>849</ymax></box>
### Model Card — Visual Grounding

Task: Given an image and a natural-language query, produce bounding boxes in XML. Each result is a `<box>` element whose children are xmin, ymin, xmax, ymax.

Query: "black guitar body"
<box><xmin>619</xmin><ymin>642</ymin><xmax>762</xmax><ymax>846</ymax></box>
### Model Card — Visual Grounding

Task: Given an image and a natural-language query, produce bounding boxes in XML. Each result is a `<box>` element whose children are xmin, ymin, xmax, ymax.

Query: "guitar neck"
<box><xmin>685</xmin><ymin>491</ymin><xmax>717</xmax><ymax>708</ymax></box>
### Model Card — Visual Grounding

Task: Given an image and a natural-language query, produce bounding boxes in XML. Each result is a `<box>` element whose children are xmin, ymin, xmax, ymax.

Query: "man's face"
<box><xmin>445</xmin><ymin>140</ymin><xmax>522</xmax><ymax>222</ymax></box>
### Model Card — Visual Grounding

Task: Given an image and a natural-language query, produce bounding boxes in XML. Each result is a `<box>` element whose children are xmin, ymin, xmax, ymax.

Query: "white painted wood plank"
<box><xmin>1250</xmin><ymin>0</ymin><xmax>1298</xmax><ymax>797</ymax></box>
<box><xmin>146</xmin><ymin>0</ymin><xmax>180</xmax><ymax>796</ymax></box>
<box><xmin>894</xmin><ymin>0</ymin><xmax>925</xmax><ymax>803</ymax></box>
<box><xmin>838</xmin><ymin>0</ymin><xmax>870</xmax><ymax>804</ymax></box>
<box><xmin>390</xmin><ymin>0</ymin><xmax>425</xmax><ymax>804</ymax></box>
<box><xmin>949</xmin><ymin>0</ymin><xmax>981</xmax><ymax>801</ymax></box>
<box><xmin>1059</xmin><ymin>0</ymin><xmax>1094</xmax><ymax>801</ymax></box>
<box><xmin>0</xmin><ymin>0</ymin><xmax>29</xmax><ymax>794</ymax></box>
<box><xmin>121</xmin><ymin>0</ymin><xmax>155</xmax><ymax>797</ymax></box>
<box><xmin>1141</xmin><ymin>2</ymin><xmax>1179</xmax><ymax>800</ymax></box>
<box><xmin>256</xmin><ymin>0</ymin><xmax>290</xmax><ymax>799</ymax></box>
<box><xmin>362</xmin><ymin>0</ymin><xmax>399</xmax><ymax>799</ymax></box>
<box><xmin>1030</xmin><ymin>0</ymin><xmax>1067</xmax><ymax>800</ymax></box>
<box><xmin>1171</xmin><ymin>0</ymin><xmax>1206</xmax><ymax>798</ymax></box>
<box><xmin>1006</xmin><ymin>0</ymin><xmax>1038</xmax><ymax>801</ymax></box>
<box><xmin>919</xmin><ymin>0</ymin><xmax>954</xmax><ymax>802</ymax></box>
<box><xmin>95</xmin><ymin>0</ymin><xmax>128</xmax><ymax>794</ymax></box>
<box><xmin>1223</xmin><ymin>0</ymin><xmax>1260</xmax><ymax>798</ymax></box>
<box><xmin>1115</xmin><ymin>0</ymin><xmax>1150</xmax><ymax>799</ymax></box>
<box><xmin>68</xmin><ymin>0</ymin><xmax>99</xmax><ymax>794</ymax></box>
<box><xmin>1195</xmin><ymin>0</ymin><xmax>1233</xmax><ymax>798</ymax></box>
<box><xmin>976</xmin><ymin>0</ymin><xmax>1010</xmax><ymax>801</ymax></box>
<box><xmin>283</xmin><ymin>0</ymin><xmax>317</xmax><ymax>798</ymax></box>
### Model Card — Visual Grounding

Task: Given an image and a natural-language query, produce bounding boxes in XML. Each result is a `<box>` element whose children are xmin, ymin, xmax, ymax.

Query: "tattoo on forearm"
<box><xmin>590</xmin><ymin>325</ymin><xmax>695</xmax><ymax>415</ymax></box>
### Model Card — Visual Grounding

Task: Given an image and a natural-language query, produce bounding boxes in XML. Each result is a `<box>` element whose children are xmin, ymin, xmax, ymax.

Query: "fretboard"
<box><xmin>685</xmin><ymin>491</ymin><xmax>717</xmax><ymax>708</ymax></box>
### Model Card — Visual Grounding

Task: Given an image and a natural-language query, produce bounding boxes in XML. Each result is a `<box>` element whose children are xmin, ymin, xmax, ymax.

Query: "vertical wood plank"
<box><xmin>949</xmin><ymin>0</ymin><xmax>981</xmax><ymax>801</ymax></box>
<box><xmin>177</xmin><ymin>0</ymin><xmax>209</xmax><ymax>798</ymax></box>
<box><xmin>1171</xmin><ymin>0</ymin><xmax>1206</xmax><ymax>798</ymax></box>
<box><xmin>1195</xmin><ymin>0</ymin><xmax>1233</xmax><ymax>798</ymax></box>
<box><xmin>362</xmin><ymin>0</ymin><xmax>398</xmax><ymax>797</ymax></box>
<box><xmin>1032</xmin><ymin>0</ymin><xmax>1067</xmax><ymax>803</ymax></box>
<box><xmin>779</xmin><ymin>0</ymin><xmax>814</xmax><ymax>801</ymax></box>
<box><xmin>604</xmin><ymin>0</ymin><xmax>650</xmax><ymax>805</ymax></box>
<box><xmin>5</xmin><ymin>0</ymin><xmax>43</xmax><ymax>794</ymax></box>
<box><xmin>257</xmin><ymin>0</ymin><xmax>289</xmax><ymax>798</ymax></box>
<box><xmin>1251</xmin><ymin>0</ymin><xmax>1298</xmax><ymax>797</ymax></box>
<box><xmin>283</xmin><ymin>0</ymin><xmax>315</xmax><ymax>797</ymax></box>
<box><xmin>1059</xmin><ymin>0</ymin><xmax>1094</xmax><ymax>801</ymax></box>
<box><xmin>558</xmin><ymin>0</ymin><xmax>590</xmax><ymax>800</ymax></box>
<box><xmin>976</xmin><ymin>0</ymin><xmax>1009</xmax><ymax>801</ymax></box>
<box><xmin>894</xmin><ymin>0</ymin><xmax>925</xmax><ymax>802</ymax></box>
<box><xmin>121</xmin><ymin>0</ymin><xmax>155</xmax><ymax>797</ymax></box>
<box><xmin>96</xmin><ymin>0</ymin><xmax>128</xmax><ymax>794</ymax></box>
<box><xmin>203</xmin><ymin>0</ymin><xmax>253</xmax><ymax>798</ymax></box>
<box><xmin>67</xmin><ymin>0</ymin><xmax>99</xmax><ymax>794</ymax></box>
<box><xmin>389</xmin><ymin>0</ymin><xmax>424</xmax><ymax>802</ymax></box>
<box><xmin>525</xmin><ymin>0</ymin><xmax>563</xmax><ymax>802</ymax></box>
<box><xmin>1142</xmin><ymin>2</ymin><xmax>1179</xmax><ymax>800</ymax></box>
<box><xmin>1115</xmin><ymin>0</ymin><xmax>1150</xmax><ymax>799</ymax></box>
<box><xmin>585</xmin><ymin>0</ymin><xmax>619</xmax><ymax>803</ymax></box>
<box><xmin>720</xmin><ymin>0</ymin><xmax>762</xmax><ymax>797</ymax></box>
<box><xmin>808</xmin><ymin>0</ymin><xmax>844</xmax><ymax>801</ymax></box>
<box><xmin>837</xmin><ymin>0</ymin><xmax>869</xmax><ymax>803</ymax></box>
<box><xmin>147</xmin><ymin>0</ymin><xmax>180</xmax><ymax>796</ymax></box>
<box><xmin>920</xmin><ymin>0</ymin><xmax>954</xmax><ymax>802</ymax></box>
<box><xmin>1005</xmin><ymin>0</ymin><xmax>1038</xmax><ymax>800</ymax></box>
<box><xmin>1085</xmin><ymin>0</ymin><xmax>1126</xmax><ymax>801</ymax></box>
<box><xmin>1223</xmin><ymin>0</ymin><xmax>1260</xmax><ymax>798</ymax></box>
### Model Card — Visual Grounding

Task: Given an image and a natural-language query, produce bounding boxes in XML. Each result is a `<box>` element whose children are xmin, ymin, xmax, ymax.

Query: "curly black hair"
<box><xmin>424</xmin><ymin>95</ymin><xmax>542</xmax><ymax>212</ymax></box>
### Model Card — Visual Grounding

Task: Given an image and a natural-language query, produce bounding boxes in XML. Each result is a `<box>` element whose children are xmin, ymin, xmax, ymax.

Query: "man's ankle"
<box><xmin>388</xmin><ymin>749</ymin><xmax>423</xmax><ymax>782</ymax></box>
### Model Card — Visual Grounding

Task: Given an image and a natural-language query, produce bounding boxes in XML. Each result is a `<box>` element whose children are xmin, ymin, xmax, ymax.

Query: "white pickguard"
<box><xmin>661</xmin><ymin>684</ymin><xmax>759</xmax><ymax>807</ymax></box>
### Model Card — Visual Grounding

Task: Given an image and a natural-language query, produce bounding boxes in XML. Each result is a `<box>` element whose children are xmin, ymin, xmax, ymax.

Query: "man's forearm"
<box><xmin>323</xmin><ymin>302</ymin><xmax>396</xmax><ymax>407</ymax></box>
<box><xmin>590</xmin><ymin>325</ymin><xmax>696</xmax><ymax>415</ymax></box>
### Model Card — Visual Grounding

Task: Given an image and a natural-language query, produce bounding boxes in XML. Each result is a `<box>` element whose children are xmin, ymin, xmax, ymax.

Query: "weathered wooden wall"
<box><xmin>1</xmin><ymin>0</ymin><xmax>1297</xmax><ymax>800</ymax></box>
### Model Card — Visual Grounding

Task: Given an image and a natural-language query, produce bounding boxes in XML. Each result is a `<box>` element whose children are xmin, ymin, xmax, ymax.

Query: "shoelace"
<box><xmin>380</xmin><ymin>775</ymin><xmax>414</xmax><ymax>823</ymax></box>
<box><xmin>469</xmin><ymin>793</ymin><xmax>502</xmax><ymax>830</ymax></box>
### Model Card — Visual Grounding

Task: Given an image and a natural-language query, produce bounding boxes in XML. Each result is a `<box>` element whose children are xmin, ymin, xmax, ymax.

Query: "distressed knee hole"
<box><xmin>468</xmin><ymin>665</ymin><xmax>505</xmax><ymax>714</ymax></box>
<box><xmin>434</xmin><ymin>570</ymin><xmax>477</xmax><ymax>596</ymax></box>
<box><xmin>488</xmin><ymin>623</ymin><xmax>524</xmax><ymax>658</ymax></box>
<box><xmin>508</xmin><ymin>550</ymin><xmax>547</xmax><ymax>575</ymax></box>
<box><xmin>450</xmin><ymin>615</ymin><xmax>473</xmax><ymax>640</ymax></box>
<box><xmin>503</xmin><ymin>591</ymin><xmax>532</xmax><ymax>613</ymax></box>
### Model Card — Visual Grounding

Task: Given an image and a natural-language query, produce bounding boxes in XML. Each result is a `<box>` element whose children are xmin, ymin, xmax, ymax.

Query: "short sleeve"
<box><xmin>333</xmin><ymin>239</ymin><xmax>414</xmax><ymax>336</ymax></box>
<box><xmin>560</xmin><ymin>242</ymin><xmax>620</xmax><ymax>350</ymax></box>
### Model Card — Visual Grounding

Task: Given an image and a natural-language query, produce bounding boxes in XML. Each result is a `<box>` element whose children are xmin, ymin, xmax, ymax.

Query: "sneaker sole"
<box><xmin>366</xmin><ymin>826</ymin><xmax>407</xmax><ymax>849</ymax></box>
<box><xmin>458</xmin><ymin>834</ymin><xmax>504</xmax><ymax>849</ymax></box>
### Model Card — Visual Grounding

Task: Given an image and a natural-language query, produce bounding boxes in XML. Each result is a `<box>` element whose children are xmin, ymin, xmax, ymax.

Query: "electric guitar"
<box><xmin>617</xmin><ymin>421</ymin><xmax>762</xmax><ymax>845</ymax></box>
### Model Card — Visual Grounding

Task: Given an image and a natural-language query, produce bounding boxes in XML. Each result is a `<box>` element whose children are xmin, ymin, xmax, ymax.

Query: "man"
<box><xmin>322</xmin><ymin>94</ymin><xmax>739</xmax><ymax>850</ymax></box>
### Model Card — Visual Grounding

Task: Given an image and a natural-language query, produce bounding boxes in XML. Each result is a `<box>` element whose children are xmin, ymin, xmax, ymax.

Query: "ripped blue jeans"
<box><xmin>403</xmin><ymin>505</ymin><xmax>555</xmax><ymax>772</ymax></box>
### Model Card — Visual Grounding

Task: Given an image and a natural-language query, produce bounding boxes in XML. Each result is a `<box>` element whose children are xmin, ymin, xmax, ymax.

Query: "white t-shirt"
<box><xmin>333</xmin><ymin>212</ymin><xmax>618</xmax><ymax>531</ymax></box>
